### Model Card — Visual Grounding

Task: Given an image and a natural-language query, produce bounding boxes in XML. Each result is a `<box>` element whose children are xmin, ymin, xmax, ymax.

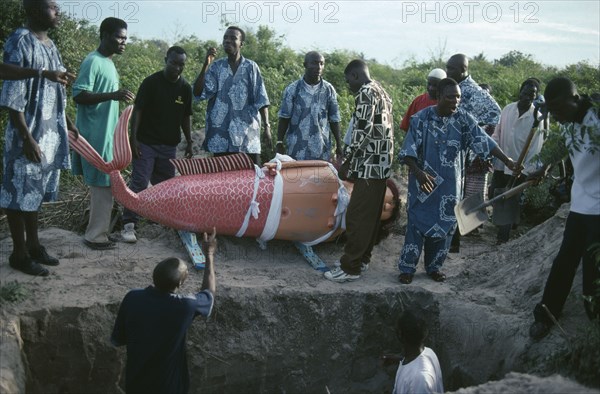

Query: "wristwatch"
<box><xmin>38</xmin><ymin>67</ymin><xmax>46</xmax><ymax>78</ymax></box>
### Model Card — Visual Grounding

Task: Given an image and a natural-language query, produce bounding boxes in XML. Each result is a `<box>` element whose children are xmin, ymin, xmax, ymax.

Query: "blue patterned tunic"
<box><xmin>199</xmin><ymin>57</ymin><xmax>269</xmax><ymax>154</ymax></box>
<box><xmin>458</xmin><ymin>75</ymin><xmax>501</xmax><ymax>126</ymax></box>
<box><xmin>278</xmin><ymin>78</ymin><xmax>341</xmax><ymax>160</ymax></box>
<box><xmin>399</xmin><ymin>106</ymin><xmax>498</xmax><ymax>236</ymax></box>
<box><xmin>0</xmin><ymin>28</ymin><xmax>70</xmax><ymax>211</ymax></box>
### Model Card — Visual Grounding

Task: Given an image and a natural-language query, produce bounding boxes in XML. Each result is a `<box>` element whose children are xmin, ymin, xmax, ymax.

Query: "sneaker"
<box><xmin>334</xmin><ymin>260</ymin><xmax>369</xmax><ymax>272</ymax></box>
<box><xmin>9</xmin><ymin>254</ymin><xmax>49</xmax><ymax>276</ymax></box>
<box><xmin>529</xmin><ymin>321</ymin><xmax>552</xmax><ymax>340</ymax></box>
<box><xmin>324</xmin><ymin>266</ymin><xmax>360</xmax><ymax>283</ymax></box>
<box><xmin>121</xmin><ymin>223</ymin><xmax>137</xmax><ymax>243</ymax></box>
<box><xmin>28</xmin><ymin>245</ymin><xmax>59</xmax><ymax>266</ymax></box>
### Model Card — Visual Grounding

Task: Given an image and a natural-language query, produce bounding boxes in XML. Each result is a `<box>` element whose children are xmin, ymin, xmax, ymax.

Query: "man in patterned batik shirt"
<box><xmin>1</xmin><ymin>0</ymin><xmax>79</xmax><ymax>276</ymax></box>
<box><xmin>396</xmin><ymin>78</ymin><xmax>516</xmax><ymax>285</ymax></box>
<box><xmin>324</xmin><ymin>60</ymin><xmax>394</xmax><ymax>283</ymax></box>
<box><xmin>276</xmin><ymin>51</ymin><xmax>342</xmax><ymax>161</ymax></box>
<box><xmin>446</xmin><ymin>54</ymin><xmax>501</xmax><ymax>251</ymax></box>
<box><xmin>193</xmin><ymin>26</ymin><xmax>270</xmax><ymax>165</ymax></box>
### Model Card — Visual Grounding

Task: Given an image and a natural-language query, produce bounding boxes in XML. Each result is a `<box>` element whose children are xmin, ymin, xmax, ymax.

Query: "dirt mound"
<box><xmin>0</xmin><ymin>202</ymin><xmax>598</xmax><ymax>393</ymax></box>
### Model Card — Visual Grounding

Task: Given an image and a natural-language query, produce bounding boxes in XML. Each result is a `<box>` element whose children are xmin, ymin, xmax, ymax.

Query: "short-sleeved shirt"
<box><xmin>392</xmin><ymin>347</ymin><xmax>444</xmax><ymax>394</ymax></box>
<box><xmin>348</xmin><ymin>81</ymin><xmax>394</xmax><ymax>180</ymax></box>
<box><xmin>563</xmin><ymin>107</ymin><xmax>600</xmax><ymax>215</ymax></box>
<box><xmin>399</xmin><ymin>106</ymin><xmax>498</xmax><ymax>236</ymax></box>
<box><xmin>135</xmin><ymin>71</ymin><xmax>193</xmax><ymax>146</ymax></box>
<box><xmin>400</xmin><ymin>92</ymin><xmax>437</xmax><ymax>132</ymax></box>
<box><xmin>458</xmin><ymin>75</ymin><xmax>501</xmax><ymax>126</ymax></box>
<box><xmin>0</xmin><ymin>28</ymin><xmax>70</xmax><ymax>211</ymax></box>
<box><xmin>111</xmin><ymin>286</ymin><xmax>214</xmax><ymax>394</ymax></box>
<box><xmin>278</xmin><ymin>78</ymin><xmax>341</xmax><ymax>160</ymax></box>
<box><xmin>199</xmin><ymin>56</ymin><xmax>270</xmax><ymax>154</ymax></box>
<box><xmin>71</xmin><ymin>51</ymin><xmax>120</xmax><ymax>187</ymax></box>
<box><xmin>492</xmin><ymin>101</ymin><xmax>544</xmax><ymax>175</ymax></box>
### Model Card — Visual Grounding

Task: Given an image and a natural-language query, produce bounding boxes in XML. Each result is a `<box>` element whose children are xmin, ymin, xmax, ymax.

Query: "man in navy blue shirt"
<box><xmin>111</xmin><ymin>228</ymin><xmax>217</xmax><ymax>393</ymax></box>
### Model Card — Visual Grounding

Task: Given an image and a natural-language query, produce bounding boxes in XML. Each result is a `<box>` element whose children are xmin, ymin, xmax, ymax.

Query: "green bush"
<box><xmin>2</xmin><ymin>4</ymin><xmax>600</xmax><ymax>176</ymax></box>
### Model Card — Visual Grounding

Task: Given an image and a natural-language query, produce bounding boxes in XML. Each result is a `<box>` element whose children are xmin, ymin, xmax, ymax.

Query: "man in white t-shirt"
<box><xmin>528</xmin><ymin>77</ymin><xmax>600</xmax><ymax>340</ymax></box>
<box><xmin>392</xmin><ymin>311</ymin><xmax>443</xmax><ymax>394</ymax></box>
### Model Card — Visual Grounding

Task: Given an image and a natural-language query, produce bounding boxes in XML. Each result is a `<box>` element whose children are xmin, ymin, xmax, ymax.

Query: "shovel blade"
<box><xmin>454</xmin><ymin>193</ymin><xmax>488</xmax><ymax>235</ymax></box>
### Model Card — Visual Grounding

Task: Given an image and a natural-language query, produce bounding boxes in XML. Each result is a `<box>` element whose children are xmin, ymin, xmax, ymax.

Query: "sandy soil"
<box><xmin>1</xmin><ymin>194</ymin><xmax>598</xmax><ymax>393</ymax></box>
<box><xmin>0</xmin><ymin>133</ymin><xmax>597</xmax><ymax>392</ymax></box>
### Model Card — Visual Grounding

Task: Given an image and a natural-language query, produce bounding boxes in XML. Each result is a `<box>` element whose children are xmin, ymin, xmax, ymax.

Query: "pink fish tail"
<box><xmin>68</xmin><ymin>105</ymin><xmax>134</xmax><ymax>173</ymax></box>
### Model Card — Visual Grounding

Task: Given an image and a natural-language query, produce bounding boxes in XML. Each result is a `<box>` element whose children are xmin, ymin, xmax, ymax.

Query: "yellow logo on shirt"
<box><xmin>175</xmin><ymin>96</ymin><xmax>184</xmax><ymax>105</ymax></box>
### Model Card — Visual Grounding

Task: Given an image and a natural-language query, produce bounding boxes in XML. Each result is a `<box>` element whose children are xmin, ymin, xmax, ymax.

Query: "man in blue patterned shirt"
<box><xmin>193</xmin><ymin>26</ymin><xmax>270</xmax><ymax>165</ymax></box>
<box><xmin>324</xmin><ymin>60</ymin><xmax>394</xmax><ymax>283</ymax></box>
<box><xmin>276</xmin><ymin>51</ymin><xmax>342</xmax><ymax>161</ymax></box>
<box><xmin>397</xmin><ymin>78</ymin><xmax>516</xmax><ymax>285</ymax></box>
<box><xmin>1</xmin><ymin>0</ymin><xmax>79</xmax><ymax>276</ymax></box>
<box><xmin>446</xmin><ymin>53</ymin><xmax>501</xmax><ymax>250</ymax></box>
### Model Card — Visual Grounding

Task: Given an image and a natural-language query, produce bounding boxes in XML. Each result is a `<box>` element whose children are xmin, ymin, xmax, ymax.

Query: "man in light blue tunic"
<box><xmin>397</xmin><ymin>78</ymin><xmax>517</xmax><ymax>285</ymax></box>
<box><xmin>1</xmin><ymin>0</ymin><xmax>78</xmax><ymax>276</ymax></box>
<box><xmin>193</xmin><ymin>26</ymin><xmax>270</xmax><ymax>165</ymax></box>
<box><xmin>276</xmin><ymin>51</ymin><xmax>342</xmax><ymax>161</ymax></box>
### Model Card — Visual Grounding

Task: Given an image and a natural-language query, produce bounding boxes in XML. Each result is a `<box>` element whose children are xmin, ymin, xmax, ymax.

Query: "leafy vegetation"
<box><xmin>1</xmin><ymin>0</ymin><xmax>599</xmax><ymax>191</ymax></box>
<box><xmin>0</xmin><ymin>280</ymin><xmax>29</xmax><ymax>305</ymax></box>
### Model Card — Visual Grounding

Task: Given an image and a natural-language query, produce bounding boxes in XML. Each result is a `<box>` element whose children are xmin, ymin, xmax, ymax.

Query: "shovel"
<box><xmin>455</xmin><ymin>181</ymin><xmax>535</xmax><ymax>235</ymax></box>
<box><xmin>491</xmin><ymin>99</ymin><xmax>547</xmax><ymax>226</ymax></box>
<box><xmin>491</xmin><ymin>127</ymin><xmax>537</xmax><ymax>227</ymax></box>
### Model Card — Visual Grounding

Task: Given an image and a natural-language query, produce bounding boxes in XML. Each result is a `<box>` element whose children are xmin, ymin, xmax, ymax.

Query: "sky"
<box><xmin>59</xmin><ymin>0</ymin><xmax>600</xmax><ymax>68</ymax></box>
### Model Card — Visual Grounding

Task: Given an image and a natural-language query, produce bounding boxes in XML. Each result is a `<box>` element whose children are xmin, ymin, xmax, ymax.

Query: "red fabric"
<box><xmin>400</xmin><ymin>93</ymin><xmax>437</xmax><ymax>132</ymax></box>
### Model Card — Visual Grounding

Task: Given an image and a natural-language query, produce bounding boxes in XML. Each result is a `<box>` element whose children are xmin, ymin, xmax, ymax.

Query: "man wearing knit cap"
<box><xmin>399</xmin><ymin>68</ymin><xmax>446</xmax><ymax>132</ymax></box>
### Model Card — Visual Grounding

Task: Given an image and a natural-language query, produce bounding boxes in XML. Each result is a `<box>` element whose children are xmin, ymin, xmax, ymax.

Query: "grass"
<box><xmin>0</xmin><ymin>281</ymin><xmax>29</xmax><ymax>305</ymax></box>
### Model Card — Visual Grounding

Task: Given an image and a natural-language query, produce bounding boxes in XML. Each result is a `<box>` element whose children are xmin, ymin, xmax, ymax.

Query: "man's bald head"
<box><xmin>23</xmin><ymin>0</ymin><xmax>59</xmax><ymax>30</ymax></box>
<box><xmin>304</xmin><ymin>51</ymin><xmax>323</xmax><ymax>63</ymax></box>
<box><xmin>344</xmin><ymin>59</ymin><xmax>371</xmax><ymax>93</ymax></box>
<box><xmin>446</xmin><ymin>54</ymin><xmax>469</xmax><ymax>82</ymax></box>
<box><xmin>303</xmin><ymin>51</ymin><xmax>325</xmax><ymax>84</ymax></box>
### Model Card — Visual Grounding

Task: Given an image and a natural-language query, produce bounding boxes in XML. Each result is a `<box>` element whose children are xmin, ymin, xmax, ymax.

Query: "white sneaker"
<box><xmin>324</xmin><ymin>266</ymin><xmax>360</xmax><ymax>283</ymax></box>
<box><xmin>121</xmin><ymin>223</ymin><xmax>137</xmax><ymax>243</ymax></box>
<box><xmin>334</xmin><ymin>260</ymin><xmax>369</xmax><ymax>272</ymax></box>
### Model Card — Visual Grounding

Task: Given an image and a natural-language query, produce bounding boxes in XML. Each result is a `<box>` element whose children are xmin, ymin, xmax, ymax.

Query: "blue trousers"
<box><xmin>122</xmin><ymin>143</ymin><xmax>176</xmax><ymax>224</ymax></box>
<box><xmin>398</xmin><ymin>220</ymin><xmax>453</xmax><ymax>274</ymax></box>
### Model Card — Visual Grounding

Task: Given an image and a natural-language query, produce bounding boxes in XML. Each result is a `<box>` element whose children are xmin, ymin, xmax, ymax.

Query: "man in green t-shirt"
<box><xmin>72</xmin><ymin>17</ymin><xmax>134</xmax><ymax>250</ymax></box>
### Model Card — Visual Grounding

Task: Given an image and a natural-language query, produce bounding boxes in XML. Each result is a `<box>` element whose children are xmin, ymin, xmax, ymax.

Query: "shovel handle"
<box><xmin>507</xmin><ymin>127</ymin><xmax>539</xmax><ymax>189</ymax></box>
<box><xmin>491</xmin><ymin>180</ymin><xmax>535</xmax><ymax>202</ymax></box>
<box><xmin>466</xmin><ymin>180</ymin><xmax>535</xmax><ymax>214</ymax></box>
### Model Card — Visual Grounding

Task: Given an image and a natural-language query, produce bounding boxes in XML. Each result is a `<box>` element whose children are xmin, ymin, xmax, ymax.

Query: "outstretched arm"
<box><xmin>73</xmin><ymin>89</ymin><xmax>135</xmax><ymax>105</ymax></box>
<box><xmin>490</xmin><ymin>146</ymin><xmax>518</xmax><ymax>172</ymax></box>
<box><xmin>201</xmin><ymin>227</ymin><xmax>217</xmax><ymax>295</ymax></box>
<box><xmin>0</xmin><ymin>63</ymin><xmax>75</xmax><ymax>85</ymax></box>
